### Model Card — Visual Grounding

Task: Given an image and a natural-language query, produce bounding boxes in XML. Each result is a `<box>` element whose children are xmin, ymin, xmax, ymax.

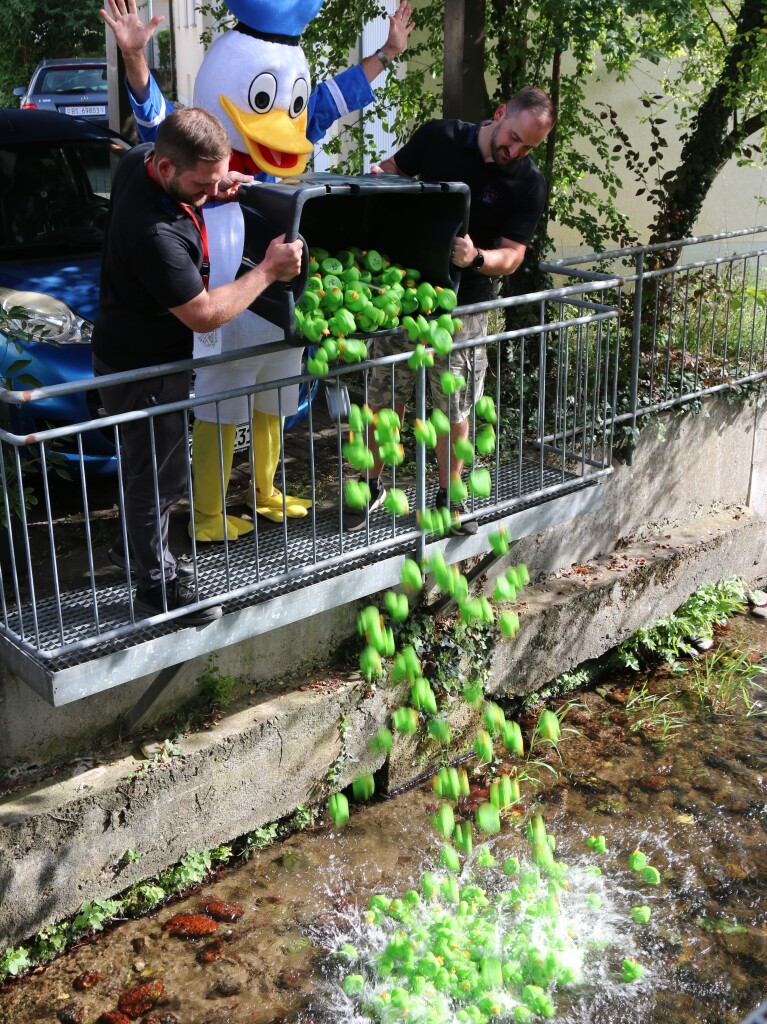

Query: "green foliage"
<box><xmin>155</xmin><ymin>28</ymin><xmax>171</xmax><ymax>67</ymax></box>
<box><xmin>72</xmin><ymin>898</ymin><xmax>121</xmax><ymax>933</ymax></box>
<box><xmin>126</xmin><ymin>736</ymin><xmax>183</xmax><ymax>782</ymax></box>
<box><xmin>526</xmin><ymin>663</ymin><xmax>601</xmax><ymax>704</ymax></box>
<box><xmin>0</xmin><ymin>945</ymin><xmax>31</xmax><ymax>977</ymax></box>
<box><xmin>613</xmin><ymin>576</ymin><xmax>746</xmax><ymax>672</ymax></box>
<box><xmin>625</xmin><ymin>682</ymin><xmax>686</xmax><ymax>742</ymax></box>
<box><xmin>0</xmin><ymin>0</ymin><xmax>105</xmax><ymax>106</ymax></box>
<box><xmin>290</xmin><ymin>803</ymin><xmax>320</xmax><ymax>831</ymax></box>
<box><xmin>326</xmin><ymin>712</ymin><xmax>356</xmax><ymax>786</ymax></box>
<box><xmin>127</xmin><ymin>881</ymin><xmax>167</xmax><ymax>909</ymax></box>
<box><xmin>689</xmin><ymin>645</ymin><xmax>767</xmax><ymax>717</ymax></box>
<box><xmin>239</xmin><ymin>822</ymin><xmax>279</xmax><ymax>859</ymax></box>
<box><xmin>303</xmin><ymin>0</ymin><xmax>444</xmax><ymax>174</ymax></box>
<box><xmin>157</xmin><ymin>848</ymin><xmax>212</xmax><ymax>892</ymax></box>
<box><xmin>197</xmin><ymin>654</ymin><xmax>236</xmax><ymax>706</ymax></box>
<box><xmin>195</xmin><ymin>0</ymin><xmax>234</xmax><ymax>49</ymax></box>
<box><xmin>396</xmin><ymin>611</ymin><xmax>494</xmax><ymax>697</ymax></box>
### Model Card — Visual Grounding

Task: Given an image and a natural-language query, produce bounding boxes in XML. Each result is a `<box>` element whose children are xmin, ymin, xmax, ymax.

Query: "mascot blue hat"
<box><xmin>226</xmin><ymin>0</ymin><xmax>324</xmax><ymax>40</ymax></box>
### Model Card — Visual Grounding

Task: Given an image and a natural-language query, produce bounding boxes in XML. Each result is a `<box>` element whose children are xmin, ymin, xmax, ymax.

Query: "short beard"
<box><xmin>165</xmin><ymin>177</ymin><xmax>206</xmax><ymax>207</ymax></box>
<box><xmin>489</xmin><ymin>124</ymin><xmax>513</xmax><ymax>166</ymax></box>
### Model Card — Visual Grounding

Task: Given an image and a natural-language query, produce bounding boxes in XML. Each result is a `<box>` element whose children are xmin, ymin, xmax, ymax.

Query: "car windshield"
<box><xmin>0</xmin><ymin>137</ymin><xmax>129</xmax><ymax>256</ymax></box>
<box><xmin>36</xmin><ymin>66</ymin><xmax>108</xmax><ymax>95</ymax></box>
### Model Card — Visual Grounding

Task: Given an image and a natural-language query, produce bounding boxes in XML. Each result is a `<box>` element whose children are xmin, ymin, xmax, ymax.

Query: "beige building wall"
<box><xmin>547</xmin><ymin>57</ymin><xmax>767</xmax><ymax>256</ymax></box>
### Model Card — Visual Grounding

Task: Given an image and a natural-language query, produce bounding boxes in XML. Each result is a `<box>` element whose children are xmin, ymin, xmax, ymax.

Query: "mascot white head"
<box><xmin>193</xmin><ymin>0</ymin><xmax>324</xmax><ymax>178</ymax></box>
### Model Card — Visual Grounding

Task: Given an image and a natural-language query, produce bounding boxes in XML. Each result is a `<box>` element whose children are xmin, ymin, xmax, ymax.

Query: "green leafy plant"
<box><xmin>613</xmin><ymin>577</ymin><xmax>746</xmax><ymax>672</ymax></box>
<box><xmin>688</xmin><ymin>645</ymin><xmax>767</xmax><ymax>717</ymax></box>
<box><xmin>326</xmin><ymin>711</ymin><xmax>356</xmax><ymax>786</ymax></box>
<box><xmin>197</xmin><ymin>654</ymin><xmax>236</xmax><ymax>706</ymax></box>
<box><xmin>0</xmin><ymin>945</ymin><xmax>31</xmax><ymax>977</ymax></box>
<box><xmin>127</xmin><ymin>736</ymin><xmax>183</xmax><ymax>782</ymax></box>
<box><xmin>625</xmin><ymin>682</ymin><xmax>685</xmax><ymax>742</ymax></box>
<box><xmin>72</xmin><ymin>898</ymin><xmax>121</xmax><ymax>933</ymax></box>
<box><xmin>211</xmin><ymin>843</ymin><xmax>234</xmax><ymax>863</ymax></box>
<box><xmin>515</xmin><ymin>701</ymin><xmax>580</xmax><ymax>787</ymax></box>
<box><xmin>157</xmin><ymin>848</ymin><xmax>212</xmax><ymax>892</ymax></box>
<box><xmin>239</xmin><ymin>822</ymin><xmax>280</xmax><ymax>860</ymax></box>
<box><xmin>290</xmin><ymin>804</ymin><xmax>320</xmax><ymax>831</ymax></box>
<box><xmin>127</xmin><ymin>881</ymin><xmax>167</xmax><ymax>909</ymax></box>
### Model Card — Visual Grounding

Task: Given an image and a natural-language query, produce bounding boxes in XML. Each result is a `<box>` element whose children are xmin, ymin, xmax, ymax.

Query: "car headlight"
<box><xmin>0</xmin><ymin>287</ymin><xmax>92</xmax><ymax>345</ymax></box>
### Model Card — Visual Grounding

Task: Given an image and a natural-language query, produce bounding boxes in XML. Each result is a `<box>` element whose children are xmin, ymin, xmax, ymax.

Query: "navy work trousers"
<box><xmin>95</xmin><ymin>360</ymin><xmax>191</xmax><ymax>588</ymax></box>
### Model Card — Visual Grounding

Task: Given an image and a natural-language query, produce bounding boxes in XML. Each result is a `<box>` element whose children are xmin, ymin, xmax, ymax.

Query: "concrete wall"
<box><xmin>516</xmin><ymin>396</ymin><xmax>765</xmax><ymax>577</ymax></box>
<box><xmin>0</xmin><ymin>602</ymin><xmax>359</xmax><ymax>774</ymax></box>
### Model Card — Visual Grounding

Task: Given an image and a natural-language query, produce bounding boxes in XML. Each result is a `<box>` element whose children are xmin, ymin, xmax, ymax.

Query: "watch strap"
<box><xmin>375</xmin><ymin>48</ymin><xmax>391</xmax><ymax>68</ymax></box>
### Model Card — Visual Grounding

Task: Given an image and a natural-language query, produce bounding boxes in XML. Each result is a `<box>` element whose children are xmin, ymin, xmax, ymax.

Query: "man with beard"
<box><xmin>343</xmin><ymin>88</ymin><xmax>555</xmax><ymax>536</ymax></box>
<box><xmin>92</xmin><ymin>107</ymin><xmax>302</xmax><ymax>624</ymax></box>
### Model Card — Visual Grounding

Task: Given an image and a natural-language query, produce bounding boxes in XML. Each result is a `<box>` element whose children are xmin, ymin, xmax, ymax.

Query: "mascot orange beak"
<box><xmin>219</xmin><ymin>96</ymin><xmax>312</xmax><ymax>177</ymax></box>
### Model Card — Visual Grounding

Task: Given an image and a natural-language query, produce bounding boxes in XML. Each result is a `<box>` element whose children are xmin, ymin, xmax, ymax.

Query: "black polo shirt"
<box><xmin>92</xmin><ymin>143</ymin><xmax>206</xmax><ymax>371</ymax></box>
<box><xmin>393</xmin><ymin>118</ymin><xmax>548</xmax><ymax>303</ymax></box>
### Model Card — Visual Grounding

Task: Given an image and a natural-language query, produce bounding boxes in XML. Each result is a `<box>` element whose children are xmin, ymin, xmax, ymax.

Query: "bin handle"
<box><xmin>241</xmin><ymin>204</ymin><xmax>309</xmax><ymax>293</ymax></box>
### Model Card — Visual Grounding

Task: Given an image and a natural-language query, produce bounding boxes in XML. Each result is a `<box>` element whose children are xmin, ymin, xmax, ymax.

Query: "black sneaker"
<box><xmin>435</xmin><ymin>487</ymin><xmax>478</xmax><ymax>536</ymax></box>
<box><xmin>110</xmin><ymin>537</ymin><xmax>195</xmax><ymax>580</ymax></box>
<box><xmin>134</xmin><ymin>579</ymin><xmax>222</xmax><ymax>626</ymax></box>
<box><xmin>342</xmin><ymin>479</ymin><xmax>387</xmax><ymax>532</ymax></box>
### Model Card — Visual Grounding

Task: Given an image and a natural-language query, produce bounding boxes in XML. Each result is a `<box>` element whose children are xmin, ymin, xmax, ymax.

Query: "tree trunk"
<box><xmin>649</xmin><ymin>0</ymin><xmax>767</xmax><ymax>253</ymax></box>
<box><xmin>443</xmin><ymin>0</ymin><xmax>487</xmax><ymax>120</ymax></box>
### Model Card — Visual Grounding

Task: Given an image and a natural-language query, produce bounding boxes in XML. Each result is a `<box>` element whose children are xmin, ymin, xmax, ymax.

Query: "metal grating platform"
<box><xmin>0</xmin><ymin>456</ymin><xmax>607</xmax><ymax>704</ymax></box>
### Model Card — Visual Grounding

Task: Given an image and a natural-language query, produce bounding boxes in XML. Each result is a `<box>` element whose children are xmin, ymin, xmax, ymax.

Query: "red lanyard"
<box><xmin>146</xmin><ymin>155</ymin><xmax>210</xmax><ymax>290</ymax></box>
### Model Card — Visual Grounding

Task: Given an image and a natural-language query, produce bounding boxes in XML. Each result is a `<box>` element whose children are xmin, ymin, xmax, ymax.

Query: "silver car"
<box><xmin>14</xmin><ymin>58</ymin><xmax>109</xmax><ymax>126</ymax></box>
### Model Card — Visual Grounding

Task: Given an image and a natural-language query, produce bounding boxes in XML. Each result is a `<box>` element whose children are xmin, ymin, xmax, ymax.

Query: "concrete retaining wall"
<box><xmin>1</xmin><ymin>395</ymin><xmax>767</xmax><ymax>945</ymax></box>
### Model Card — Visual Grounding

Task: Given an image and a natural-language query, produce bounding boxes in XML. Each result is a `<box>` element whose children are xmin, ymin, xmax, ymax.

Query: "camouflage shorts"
<box><xmin>366</xmin><ymin>311</ymin><xmax>489</xmax><ymax>423</ymax></box>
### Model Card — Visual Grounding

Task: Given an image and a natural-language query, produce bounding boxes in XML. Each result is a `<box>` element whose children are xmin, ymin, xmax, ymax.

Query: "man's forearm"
<box><xmin>359</xmin><ymin>41</ymin><xmax>400</xmax><ymax>84</ymax></box>
<box><xmin>477</xmin><ymin>246</ymin><xmax>525</xmax><ymax>278</ymax></box>
<box><xmin>123</xmin><ymin>50</ymin><xmax>150</xmax><ymax>104</ymax></box>
<box><xmin>176</xmin><ymin>264</ymin><xmax>280</xmax><ymax>334</ymax></box>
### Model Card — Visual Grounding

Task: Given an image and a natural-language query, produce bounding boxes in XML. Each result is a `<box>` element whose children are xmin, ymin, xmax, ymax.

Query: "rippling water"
<box><xmin>1</xmin><ymin>615</ymin><xmax>765</xmax><ymax>1024</ymax></box>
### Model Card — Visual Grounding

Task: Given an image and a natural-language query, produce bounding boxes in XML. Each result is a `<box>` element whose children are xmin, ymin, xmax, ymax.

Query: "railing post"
<box><xmin>629</xmin><ymin>250</ymin><xmax>644</xmax><ymax>459</ymax></box>
<box><xmin>415</xmin><ymin>362</ymin><xmax>427</xmax><ymax>564</ymax></box>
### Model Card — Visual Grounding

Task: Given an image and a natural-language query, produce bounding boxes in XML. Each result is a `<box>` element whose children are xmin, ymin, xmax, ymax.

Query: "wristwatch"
<box><xmin>375</xmin><ymin>48</ymin><xmax>391</xmax><ymax>68</ymax></box>
<box><xmin>471</xmin><ymin>248</ymin><xmax>485</xmax><ymax>269</ymax></box>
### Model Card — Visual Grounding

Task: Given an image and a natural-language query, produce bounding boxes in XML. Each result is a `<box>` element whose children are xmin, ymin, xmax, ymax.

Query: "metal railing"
<box><xmin>543</xmin><ymin>225</ymin><xmax>767</xmax><ymax>441</ymax></box>
<box><xmin>0</xmin><ymin>276</ymin><xmax>621</xmax><ymax>681</ymax></box>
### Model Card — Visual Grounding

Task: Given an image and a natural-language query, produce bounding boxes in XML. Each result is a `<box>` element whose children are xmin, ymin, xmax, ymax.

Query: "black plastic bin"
<box><xmin>237</xmin><ymin>172</ymin><xmax>470</xmax><ymax>347</ymax></box>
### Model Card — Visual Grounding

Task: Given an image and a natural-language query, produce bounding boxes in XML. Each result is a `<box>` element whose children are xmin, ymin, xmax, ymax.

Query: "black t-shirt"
<box><xmin>393</xmin><ymin>119</ymin><xmax>547</xmax><ymax>303</ymax></box>
<box><xmin>92</xmin><ymin>143</ymin><xmax>206</xmax><ymax>371</ymax></box>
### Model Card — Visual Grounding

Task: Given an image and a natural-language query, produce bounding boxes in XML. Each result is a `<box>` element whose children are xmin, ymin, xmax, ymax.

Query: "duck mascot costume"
<box><xmin>121</xmin><ymin>0</ymin><xmax>412</xmax><ymax>539</ymax></box>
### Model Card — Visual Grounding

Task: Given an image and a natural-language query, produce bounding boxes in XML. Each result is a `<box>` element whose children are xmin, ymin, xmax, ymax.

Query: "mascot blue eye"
<box><xmin>290</xmin><ymin>78</ymin><xmax>309</xmax><ymax>119</ymax></box>
<box><xmin>248</xmin><ymin>72</ymin><xmax>277</xmax><ymax>113</ymax></box>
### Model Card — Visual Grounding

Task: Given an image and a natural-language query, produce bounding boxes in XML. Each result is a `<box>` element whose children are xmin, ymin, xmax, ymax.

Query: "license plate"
<box><xmin>64</xmin><ymin>105</ymin><xmax>106</xmax><ymax>116</ymax></box>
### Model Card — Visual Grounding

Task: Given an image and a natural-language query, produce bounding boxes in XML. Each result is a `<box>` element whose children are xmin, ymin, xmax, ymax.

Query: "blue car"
<box><xmin>0</xmin><ymin>108</ymin><xmax>131</xmax><ymax>475</ymax></box>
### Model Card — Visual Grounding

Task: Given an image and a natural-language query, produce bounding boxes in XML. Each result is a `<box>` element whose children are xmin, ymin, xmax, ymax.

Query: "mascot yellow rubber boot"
<box><xmin>191</xmin><ymin>419</ymin><xmax>254</xmax><ymax>542</ymax></box>
<box><xmin>249</xmin><ymin>410</ymin><xmax>312</xmax><ymax>523</ymax></box>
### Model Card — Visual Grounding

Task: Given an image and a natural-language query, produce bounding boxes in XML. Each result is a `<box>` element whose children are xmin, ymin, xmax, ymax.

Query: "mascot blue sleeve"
<box><xmin>125</xmin><ymin>76</ymin><xmax>175</xmax><ymax>143</ymax></box>
<box><xmin>306</xmin><ymin>64</ymin><xmax>375</xmax><ymax>144</ymax></box>
<box><xmin>127</xmin><ymin>63</ymin><xmax>375</xmax><ymax>147</ymax></box>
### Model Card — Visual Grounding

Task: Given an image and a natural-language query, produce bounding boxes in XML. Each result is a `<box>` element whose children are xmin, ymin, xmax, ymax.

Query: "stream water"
<box><xmin>1</xmin><ymin>615</ymin><xmax>765</xmax><ymax>1024</ymax></box>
